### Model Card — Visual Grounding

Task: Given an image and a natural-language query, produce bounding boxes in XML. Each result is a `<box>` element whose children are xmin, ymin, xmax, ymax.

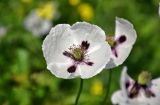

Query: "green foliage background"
<box><xmin>0</xmin><ymin>0</ymin><xmax>160</xmax><ymax>105</ymax></box>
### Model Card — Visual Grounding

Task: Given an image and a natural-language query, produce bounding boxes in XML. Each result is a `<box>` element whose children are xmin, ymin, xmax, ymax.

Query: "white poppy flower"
<box><xmin>24</xmin><ymin>11</ymin><xmax>52</xmax><ymax>36</ymax></box>
<box><xmin>0</xmin><ymin>26</ymin><xmax>7</xmax><ymax>37</ymax></box>
<box><xmin>42</xmin><ymin>22</ymin><xmax>112</xmax><ymax>79</ymax></box>
<box><xmin>106</xmin><ymin>17</ymin><xmax>137</xmax><ymax>69</ymax></box>
<box><xmin>111</xmin><ymin>66</ymin><xmax>160</xmax><ymax>105</ymax></box>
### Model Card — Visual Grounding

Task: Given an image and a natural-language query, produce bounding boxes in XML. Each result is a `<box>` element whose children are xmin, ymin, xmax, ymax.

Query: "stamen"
<box><xmin>85</xmin><ymin>62</ymin><xmax>94</xmax><ymax>66</ymax></box>
<box><xmin>63</xmin><ymin>51</ymin><xmax>74</xmax><ymax>59</ymax></box>
<box><xmin>81</xmin><ymin>41</ymin><xmax>90</xmax><ymax>50</ymax></box>
<box><xmin>128</xmin><ymin>82</ymin><xmax>140</xmax><ymax>98</ymax></box>
<box><xmin>72</xmin><ymin>48</ymin><xmax>83</xmax><ymax>61</ymax></box>
<box><xmin>63</xmin><ymin>40</ymin><xmax>94</xmax><ymax>73</ymax></box>
<box><xmin>67</xmin><ymin>65</ymin><xmax>77</xmax><ymax>73</ymax></box>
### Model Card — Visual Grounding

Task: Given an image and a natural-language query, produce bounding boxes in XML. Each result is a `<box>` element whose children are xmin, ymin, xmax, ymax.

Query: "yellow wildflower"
<box><xmin>78</xmin><ymin>3</ymin><xmax>94</xmax><ymax>21</ymax></box>
<box><xmin>69</xmin><ymin>0</ymin><xmax>80</xmax><ymax>6</ymax></box>
<box><xmin>36</xmin><ymin>2</ymin><xmax>56</xmax><ymax>20</ymax></box>
<box><xmin>91</xmin><ymin>79</ymin><xmax>103</xmax><ymax>96</ymax></box>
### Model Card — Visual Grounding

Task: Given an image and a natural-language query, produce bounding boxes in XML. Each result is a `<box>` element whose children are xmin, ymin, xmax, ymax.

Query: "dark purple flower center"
<box><xmin>63</xmin><ymin>41</ymin><xmax>94</xmax><ymax>73</ymax></box>
<box><xmin>127</xmin><ymin>81</ymin><xmax>155</xmax><ymax>98</ymax></box>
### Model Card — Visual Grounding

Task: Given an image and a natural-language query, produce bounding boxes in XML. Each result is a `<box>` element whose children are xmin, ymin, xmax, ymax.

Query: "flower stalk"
<box><xmin>102</xmin><ymin>70</ymin><xmax>112</xmax><ymax>105</ymax></box>
<box><xmin>75</xmin><ymin>78</ymin><xmax>84</xmax><ymax>105</ymax></box>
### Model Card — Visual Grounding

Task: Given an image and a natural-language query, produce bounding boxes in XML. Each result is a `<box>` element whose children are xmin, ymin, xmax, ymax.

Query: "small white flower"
<box><xmin>42</xmin><ymin>22</ymin><xmax>112</xmax><ymax>79</ymax></box>
<box><xmin>106</xmin><ymin>17</ymin><xmax>137</xmax><ymax>69</ymax></box>
<box><xmin>24</xmin><ymin>11</ymin><xmax>52</xmax><ymax>36</ymax></box>
<box><xmin>0</xmin><ymin>26</ymin><xmax>7</xmax><ymax>37</ymax></box>
<box><xmin>111</xmin><ymin>66</ymin><xmax>160</xmax><ymax>105</ymax></box>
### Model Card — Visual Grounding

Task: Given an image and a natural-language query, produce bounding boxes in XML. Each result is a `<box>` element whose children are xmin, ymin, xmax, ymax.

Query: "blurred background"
<box><xmin>0</xmin><ymin>0</ymin><xmax>160</xmax><ymax>105</ymax></box>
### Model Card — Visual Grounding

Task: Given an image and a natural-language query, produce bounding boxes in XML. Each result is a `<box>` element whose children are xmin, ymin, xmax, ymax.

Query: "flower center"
<box><xmin>106</xmin><ymin>36</ymin><xmax>115</xmax><ymax>47</ymax></box>
<box><xmin>63</xmin><ymin>41</ymin><xmax>94</xmax><ymax>73</ymax></box>
<box><xmin>72</xmin><ymin>48</ymin><xmax>84</xmax><ymax>61</ymax></box>
<box><xmin>138</xmin><ymin>71</ymin><xmax>152</xmax><ymax>85</ymax></box>
<box><xmin>106</xmin><ymin>35</ymin><xmax>126</xmax><ymax>58</ymax></box>
<box><xmin>127</xmin><ymin>71</ymin><xmax>155</xmax><ymax>98</ymax></box>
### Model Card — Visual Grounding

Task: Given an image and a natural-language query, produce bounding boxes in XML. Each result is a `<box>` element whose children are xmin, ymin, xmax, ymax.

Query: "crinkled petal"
<box><xmin>42</xmin><ymin>24</ymin><xmax>71</xmax><ymax>64</ymax></box>
<box><xmin>115</xmin><ymin>17</ymin><xmax>137</xmax><ymax>46</ymax></box>
<box><xmin>43</xmin><ymin>24</ymin><xmax>81</xmax><ymax>79</ymax></box>
<box><xmin>71</xmin><ymin>22</ymin><xmax>106</xmax><ymax>41</ymax></box>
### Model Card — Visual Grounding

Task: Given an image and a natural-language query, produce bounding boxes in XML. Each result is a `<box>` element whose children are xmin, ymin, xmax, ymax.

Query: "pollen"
<box><xmin>72</xmin><ymin>48</ymin><xmax>83</xmax><ymax>61</ymax></box>
<box><xmin>138</xmin><ymin>71</ymin><xmax>152</xmax><ymax>85</ymax></box>
<box><xmin>106</xmin><ymin>36</ymin><xmax>115</xmax><ymax>47</ymax></box>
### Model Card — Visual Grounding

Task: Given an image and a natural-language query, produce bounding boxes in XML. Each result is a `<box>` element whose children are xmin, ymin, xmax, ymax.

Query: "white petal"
<box><xmin>111</xmin><ymin>90</ymin><xmax>130</xmax><ymax>105</ymax></box>
<box><xmin>42</xmin><ymin>24</ymin><xmax>71</xmax><ymax>64</ymax></box>
<box><xmin>106</xmin><ymin>45</ymin><xmax>133</xmax><ymax>69</ymax></box>
<box><xmin>111</xmin><ymin>91</ymin><xmax>147</xmax><ymax>105</ymax></box>
<box><xmin>79</xmin><ymin>42</ymin><xmax>111</xmax><ymax>79</ymax></box>
<box><xmin>44</xmin><ymin>27</ymin><xmax>81</xmax><ymax>79</ymax></box>
<box><xmin>152</xmin><ymin>78</ymin><xmax>160</xmax><ymax>88</ymax></box>
<box><xmin>71</xmin><ymin>22</ymin><xmax>106</xmax><ymax>42</ymax></box>
<box><xmin>116</xmin><ymin>46</ymin><xmax>133</xmax><ymax>67</ymax></box>
<box><xmin>115</xmin><ymin>17</ymin><xmax>137</xmax><ymax>46</ymax></box>
<box><xmin>120</xmin><ymin>66</ymin><xmax>134</xmax><ymax>97</ymax></box>
<box><xmin>144</xmin><ymin>78</ymin><xmax>160</xmax><ymax>105</ymax></box>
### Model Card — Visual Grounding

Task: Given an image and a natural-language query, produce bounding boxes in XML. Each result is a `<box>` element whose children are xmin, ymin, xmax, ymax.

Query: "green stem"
<box><xmin>93</xmin><ymin>0</ymin><xmax>104</xmax><ymax>23</ymax></box>
<box><xmin>74</xmin><ymin>78</ymin><xmax>83</xmax><ymax>105</ymax></box>
<box><xmin>102</xmin><ymin>70</ymin><xmax>112</xmax><ymax>105</ymax></box>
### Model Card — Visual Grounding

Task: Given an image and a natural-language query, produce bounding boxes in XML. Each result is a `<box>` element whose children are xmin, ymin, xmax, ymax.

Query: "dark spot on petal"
<box><xmin>81</xmin><ymin>41</ymin><xmax>90</xmax><ymax>50</ymax></box>
<box><xmin>126</xmin><ymin>81</ymin><xmax>130</xmax><ymax>88</ymax></box>
<box><xmin>67</xmin><ymin>65</ymin><xmax>77</xmax><ymax>73</ymax></box>
<box><xmin>85</xmin><ymin>62</ymin><xmax>94</xmax><ymax>66</ymax></box>
<box><xmin>118</xmin><ymin>35</ymin><xmax>126</xmax><ymax>44</ymax></box>
<box><xmin>63</xmin><ymin>51</ymin><xmax>73</xmax><ymax>59</ymax></box>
